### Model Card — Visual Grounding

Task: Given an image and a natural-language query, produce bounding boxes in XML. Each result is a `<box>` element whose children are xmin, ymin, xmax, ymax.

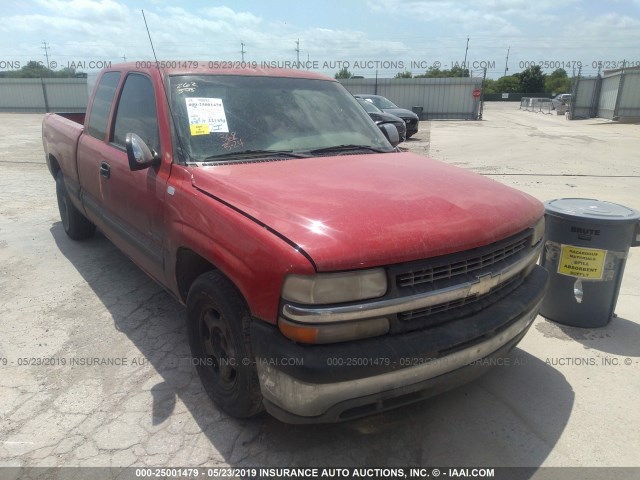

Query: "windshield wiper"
<box><xmin>307</xmin><ymin>145</ymin><xmax>390</xmax><ymax>155</ymax></box>
<box><xmin>202</xmin><ymin>149</ymin><xmax>309</xmax><ymax>162</ymax></box>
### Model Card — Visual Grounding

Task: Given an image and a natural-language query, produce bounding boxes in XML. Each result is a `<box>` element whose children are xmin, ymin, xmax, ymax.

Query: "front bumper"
<box><xmin>404</xmin><ymin>118</ymin><xmax>419</xmax><ymax>135</ymax></box>
<box><xmin>251</xmin><ymin>265</ymin><xmax>548</xmax><ymax>423</ymax></box>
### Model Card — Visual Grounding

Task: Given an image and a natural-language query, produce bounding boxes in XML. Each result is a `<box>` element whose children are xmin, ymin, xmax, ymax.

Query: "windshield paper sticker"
<box><xmin>185</xmin><ymin>97</ymin><xmax>229</xmax><ymax>135</ymax></box>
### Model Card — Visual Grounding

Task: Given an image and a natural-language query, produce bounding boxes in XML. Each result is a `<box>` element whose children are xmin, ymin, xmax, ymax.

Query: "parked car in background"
<box><xmin>355</xmin><ymin>94</ymin><xmax>419</xmax><ymax>138</ymax></box>
<box><xmin>358</xmin><ymin>98</ymin><xmax>406</xmax><ymax>142</ymax></box>
<box><xmin>551</xmin><ymin>93</ymin><xmax>572</xmax><ymax>110</ymax></box>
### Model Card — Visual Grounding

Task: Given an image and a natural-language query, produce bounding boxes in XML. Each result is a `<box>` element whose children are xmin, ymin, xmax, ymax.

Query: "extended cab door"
<box><xmin>99</xmin><ymin>72</ymin><xmax>170</xmax><ymax>283</ymax></box>
<box><xmin>78</xmin><ymin>71</ymin><xmax>170</xmax><ymax>284</ymax></box>
<box><xmin>77</xmin><ymin>71</ymin><xmax>121</xmax><ymax>233</ymax></box>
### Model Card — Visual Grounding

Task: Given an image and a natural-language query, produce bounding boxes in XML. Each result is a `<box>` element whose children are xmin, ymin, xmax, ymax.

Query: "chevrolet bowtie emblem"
<box><xmin>468</xmin><ymin>272</ymin><xmax>502</xmax><ymax>297</ymax></box>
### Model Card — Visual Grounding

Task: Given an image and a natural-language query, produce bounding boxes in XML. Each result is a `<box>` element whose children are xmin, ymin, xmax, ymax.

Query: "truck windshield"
<box><xmin>370</xmin><ymin>96</ymin><xmax>399</xmax><ymax>109</ymax></box>
<box><xmin>168</xmin><ymin>74</ymin><xmax>393</xmax><ymax>162</ymax></box>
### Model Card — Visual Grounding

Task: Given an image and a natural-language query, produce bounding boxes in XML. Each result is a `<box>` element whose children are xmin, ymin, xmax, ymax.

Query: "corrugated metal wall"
<box><xmin>572</xmin><ymin>76</ymin><xmax>598</xmax><ymax>119</ymax></box>
<box><xmin>617</xmin><ymin>71</ymin><xmax>640</xmax><ymax>119</ymax></box>
<box><xmin>339</xmin><ymin>77</ymin><xmax>483</xmax><ymax>120</ymax></box>
<box><xmin>0</xmin><ymin>78</ymin><xmax>88</xmax><ymax>113</ymax></box>
<box><xmin>571</xmin><ymin>68</ymin><xmax>640</xmax><ymax>121</ymax></box>
<box><xmin>597</xmin><ymin>75</ymin><xmax>620</xmax><ymax>120</ymax></box>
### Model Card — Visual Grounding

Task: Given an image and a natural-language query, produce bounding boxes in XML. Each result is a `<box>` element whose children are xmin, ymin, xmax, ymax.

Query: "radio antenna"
<box><xmin>142</xmin><ymin>10</ymin><xmax>160</xmax><ymax>66</ymax></box>
<box><xmin>141</xmin><ymin>9</ymin><xmax>190</xmax><ymax>164</ymax></box>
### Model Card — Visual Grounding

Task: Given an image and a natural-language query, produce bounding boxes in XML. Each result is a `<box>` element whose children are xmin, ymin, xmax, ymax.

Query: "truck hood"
<box><xmin>368</xmin><ymin>111</ymin><xmax>405</xmax><ymax>124</ymax></box>
<box><xmin>381</xmin><ymin>108</ymin><xmax>419</xmax><ymax>120</ymax></box>
<box><xmin>190</xmin><ymin>152</ymin><xmax>543</xmax><ymax>271</ymax></box>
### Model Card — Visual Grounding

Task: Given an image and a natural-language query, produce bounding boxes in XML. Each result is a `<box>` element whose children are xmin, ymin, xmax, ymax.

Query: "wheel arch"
<box><xmin>48</xmin><ymin>153</ymin><xmax>61</xmax><ymax>179</ymax></box>
<box><xmin>175</xmin><ymin>247</ymin><xmax>252</xmax><ymax>310</ymax></box>
<box><xmin>175</xmin><ymin>247</ymin><xmax>217</xmax><ymax>303</ymax></box>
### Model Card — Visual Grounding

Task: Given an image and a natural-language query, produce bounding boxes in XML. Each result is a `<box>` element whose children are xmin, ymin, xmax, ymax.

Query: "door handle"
<box><xmin>99</xmin><ymin>162</ymin><xmax>111</xmax><ymax>179</ymax></box>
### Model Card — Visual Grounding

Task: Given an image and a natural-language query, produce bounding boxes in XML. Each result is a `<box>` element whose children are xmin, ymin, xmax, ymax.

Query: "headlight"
<box><xmin>282</xmin><ymin>268</ymin><xmax>387</xmax><ymax>304</ymax></box>
<box><xmin>531</xmin><ymin>216</ymin><xmax>545</xmax><ymax>246</ymax></box>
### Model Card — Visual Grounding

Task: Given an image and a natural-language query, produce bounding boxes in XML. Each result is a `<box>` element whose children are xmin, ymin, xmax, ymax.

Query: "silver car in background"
<box><xmin>551</xmin><ymin>93</ymin><xmax>572</xmax><ymax>110</ymax></box>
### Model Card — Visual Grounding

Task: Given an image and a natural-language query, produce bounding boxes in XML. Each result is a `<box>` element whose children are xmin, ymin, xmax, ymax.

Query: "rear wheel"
<box><xmin>55</xmin><ymin>171</ymin><xmax>96</xmax><ymax>240</ymax></box>
<box><xmin>186</xmin><ymin>271</ymin><xmax>263</xmax><ymax>418</ymax></box>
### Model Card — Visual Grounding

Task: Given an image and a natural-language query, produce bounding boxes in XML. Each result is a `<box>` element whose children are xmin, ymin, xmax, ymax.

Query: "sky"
<box><xmin>0</xmin><ymin>0</ymin><xmax>639</xmax><ymax>79</ymax></box>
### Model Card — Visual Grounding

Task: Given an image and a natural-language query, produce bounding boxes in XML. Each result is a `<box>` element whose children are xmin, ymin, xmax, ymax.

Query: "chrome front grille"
<box><xmin>280</xmin><ymin>229</ymin><xmax>539</xmax><ymax>331</ymax></box>
<box><xmin>389</xmin><ymin>231</ymin><xmax>537</xmax><ymax>327</ymax></box>
<box><xmin>397</xmin><ymin>236</ymin><xmax>529</xmax><ymax>288</ymax></box>
<box><xmin>397</xmin><ymin>275</ymin><xmax>522</xmax><ymax>323</ymax></box>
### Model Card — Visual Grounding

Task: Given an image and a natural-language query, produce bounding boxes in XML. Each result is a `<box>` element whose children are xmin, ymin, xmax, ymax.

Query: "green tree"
<box><xmin>448</xmin><ymin>66</ymin><xmax>470</xmax><ymax>77</ymax></box>
<box><xmin>415</xmin><ymin>67</ymin><xmax>442</xmax><ymax>78</ymax></box>
<box><xmin>54</xmin><ymin>67</ymin><xmax>76</xmax><ymax>78</ymax></box>
<box><xmin>482</xmin><ymin>78</ymin><xmax>498</xmax><ymax>94</ymax></box>
<box><xmin>0</xmin><ymin>60</ymin><xmax>82</xmax><ymax>78</ymax></box>
<box><xmin>545</xmin><ymin>68</ymin><xmax>571</xmax><ymax>94</ymax></box>
<box><xmin>518</xmin><ymin>65</ymin><xmax>545</xmax><ymax>93</ymax></box>
<box><xmin>494</xmin><ymin>75</ymin><xmax>522</xmax><ymax>93</ymax></box>
<box><xmin>7</xmin><ymin>60</ymin><xmax>54</xmax><ymax>78</ymax></box>
<box><xmin>394</xmin><ymin>70</ymin><xmax>412</xmax><ymax>79</ymax></box>
<box><xmin>334</xmin><ymin>67</ymin><xmax>353</xmax><ymax>79</ymax></box>
<box><xmin>415</xmin><ymin>66</ymin><xmax>469</xmax><ymax>78</ymax></box>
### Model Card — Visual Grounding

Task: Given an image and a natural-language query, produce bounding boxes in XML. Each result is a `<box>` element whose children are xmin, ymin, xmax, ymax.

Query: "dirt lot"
<box><xmin>1</xmin><ymin>103</ymin><xmax>639</xmax><ymax>471</ymax></box>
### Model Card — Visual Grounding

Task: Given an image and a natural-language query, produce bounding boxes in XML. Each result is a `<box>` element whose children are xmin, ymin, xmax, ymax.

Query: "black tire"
<box><xmin>55</xmin><ymin>171</ymin><xmax>96</xmax><ymax>240</ymax></box>
<box><xmin>186</xmin><ymin>271</ymin><xmax>263</xmax><ymax>418</ymax></box>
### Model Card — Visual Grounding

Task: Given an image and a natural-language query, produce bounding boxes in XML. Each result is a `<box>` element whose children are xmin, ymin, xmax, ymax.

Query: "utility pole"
<box><xmin>240</xmin><ymin>41</ymin><xmax>246</xmax><ymax>62</ymax></box>
<box><xmin>479</xmin><ymin>67</ymin><xmax>487</xmax><ymax>120</ymax></box>
<box><xmin>42</xmin><ymin>41</ymin><xmax>51</xmax><ymax>69</ymax></box>
<box><xmin>463</xmin><ymin>36</ymin><xmax>469</xmax><ymax>70</ymax></box>
<box><xmin>295</xmin><ymin>39</ymin><xmax>300</xmax><ymax>66</ymax></box>
<box><xmin>122</xmin><ymin>55</ymin><xmax>127</xmax><ymax>62</ymax></box>
<box><xmin>504</xmin><ymin>46</ymin><xmax>510</xmax><ymax>77</ymax></box>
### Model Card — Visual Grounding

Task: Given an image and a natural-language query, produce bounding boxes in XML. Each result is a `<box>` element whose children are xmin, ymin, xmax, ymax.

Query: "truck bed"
<box><xmin>54</xmin><ymin>112</ymin><xmax>86</xmax><ymax>125</ymax></box>
<box><xmin>42</xmin><ymin>112</ymin><xmax>85</xmax><ymax>182</ymax></box>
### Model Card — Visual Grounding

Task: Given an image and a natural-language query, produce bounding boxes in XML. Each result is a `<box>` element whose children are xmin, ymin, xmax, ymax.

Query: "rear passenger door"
<box><xmin>100</xmin><ymin>72</ymin><xmax>169</xmax><ymax>283</ymax></box>
<box><xmin>77</xmin><ymin>71</ymin><xmax>121</xmax><ymax>232</ymax></box>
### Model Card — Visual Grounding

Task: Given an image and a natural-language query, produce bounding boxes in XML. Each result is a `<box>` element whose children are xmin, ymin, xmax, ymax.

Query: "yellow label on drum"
<box><xmin>558</xmin><ymin>245</ymin><xmax>606</xmax><ymax>279</ymax></box>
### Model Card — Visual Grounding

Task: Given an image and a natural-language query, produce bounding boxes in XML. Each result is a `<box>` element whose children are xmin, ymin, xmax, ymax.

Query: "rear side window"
<box><xmin>87</xmin><ymin>72</ymin><xmax>120</xmax><ymax>140</ymax></box>
<box><xmin>112</xmin><ymin>73</ymin><xmax>159</xmax><ymax>153</ymax></box>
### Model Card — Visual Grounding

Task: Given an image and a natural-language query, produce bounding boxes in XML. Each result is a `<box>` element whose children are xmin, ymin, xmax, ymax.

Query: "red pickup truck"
<box><xmin>42</xmin><ymin>64</ymin><xmax>548</xmax><ymax>423</ymax></box>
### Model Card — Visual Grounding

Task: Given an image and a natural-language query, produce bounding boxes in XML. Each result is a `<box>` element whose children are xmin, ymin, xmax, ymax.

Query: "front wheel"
<box><xmin>55</xmin><ymin>171</ymin><xmax>96</xmax><ymax>240</ymax></box>
<box><xmin>186</xmin><ymin>271</ymin><xmax>263</xmax><ymax>418</ymax></box>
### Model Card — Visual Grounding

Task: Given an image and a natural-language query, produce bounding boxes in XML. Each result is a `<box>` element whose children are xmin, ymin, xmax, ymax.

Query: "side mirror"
<box><xmin>379</xmin><ymin>123</ymin><xmax>400</xmax><ymax>147</ymax></box>
<box><xmin>125</xmin><ymin>133</ymin><xmax>160</xmax><ymax>171</ymax></box>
